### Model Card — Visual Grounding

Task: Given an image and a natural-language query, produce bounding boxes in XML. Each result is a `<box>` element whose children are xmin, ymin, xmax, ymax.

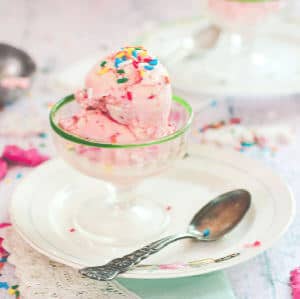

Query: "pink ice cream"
<box><xmin>64</xmin><ymin>46</ymin><xmax>173</xmax><ymax>142</ymax></box>
<box><xmin>208</xmin><ymin>0</ymin><xmax>284</xmax><ymax>28</ymax></box>
<box><xmin>60</xmin><ymin>110</ymin><xmax>136</xmax><ymax>144</ymax></box>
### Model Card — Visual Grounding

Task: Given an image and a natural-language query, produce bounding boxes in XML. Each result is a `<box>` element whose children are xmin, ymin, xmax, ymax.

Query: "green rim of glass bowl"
<box><xmin>49</xmin><ymin>94</ymin><xmax>193</xmax><ymax>148</ymax></box>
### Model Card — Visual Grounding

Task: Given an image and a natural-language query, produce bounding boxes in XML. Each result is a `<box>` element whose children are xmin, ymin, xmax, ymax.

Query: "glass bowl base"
<box><xmin>49</xmin><ymin>180</ymin><xmax>170</xmax><ymax>247</ymax></box>
<box><xmin>73</xmin><ymin>195</ymin><xmax>169</xmax><ymax>246</ymax></box>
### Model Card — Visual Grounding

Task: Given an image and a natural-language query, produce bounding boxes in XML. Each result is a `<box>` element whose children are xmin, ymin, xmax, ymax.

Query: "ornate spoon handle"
<box><xmin>79</xmin><ymin>233</ymin><xmax>196</xmax><ymax>281</ymax></box>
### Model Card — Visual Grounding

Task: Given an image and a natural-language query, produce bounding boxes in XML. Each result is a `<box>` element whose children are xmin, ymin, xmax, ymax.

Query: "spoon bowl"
<box><xmin>188</xmin><ymin>189</ymin><xmax>251</xmax><ymax>241</ymax></box>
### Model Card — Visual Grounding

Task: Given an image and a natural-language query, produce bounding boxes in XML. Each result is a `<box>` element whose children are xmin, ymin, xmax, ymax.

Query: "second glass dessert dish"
<box><xmin>50</xmin><ymin>47</ymin><xmax>193</xmax><ymax>246</ymax></box>
<box><xmin>140</xmin><ymin>0</ymin><xmax>300</xmax><ymax>96</ymax></box>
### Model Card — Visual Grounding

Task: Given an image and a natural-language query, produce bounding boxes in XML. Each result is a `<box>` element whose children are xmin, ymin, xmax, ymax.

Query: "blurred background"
<box><xmin>2</xmin><ymin>0</ymin><xmax>300</xmax><ymax>103</ymax></box>
<box><xmin>1</xmin><ymin>0</ymin><xmax>202</xmax><ymax>70</ymax></box>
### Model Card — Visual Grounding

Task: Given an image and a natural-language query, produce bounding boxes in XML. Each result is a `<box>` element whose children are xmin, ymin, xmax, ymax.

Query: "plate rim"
<box><xmin>10</xmin><ymin>145</ymin><xmax>295</xmax><ymax>279</ymax></box>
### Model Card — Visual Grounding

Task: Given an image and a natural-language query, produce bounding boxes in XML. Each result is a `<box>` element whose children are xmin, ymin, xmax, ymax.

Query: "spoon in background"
<box><xmin>0</xmin><ymin>43</ymin><xmax>36</xmax><ymax>106</ymax></box>
<box><xmin>80</xmin><ymin>189</ymin><xmax>251</xmax><ymax>281</ymax></box>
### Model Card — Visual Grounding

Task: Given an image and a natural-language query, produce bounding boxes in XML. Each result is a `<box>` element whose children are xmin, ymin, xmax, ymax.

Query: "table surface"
<box><xmin>1</xmin><ymin>1</ymin><xmax>300</xmax><ymax>298</ymax></box>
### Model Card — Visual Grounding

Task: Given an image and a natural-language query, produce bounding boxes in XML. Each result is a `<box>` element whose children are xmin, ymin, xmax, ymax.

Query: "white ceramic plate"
<box><xmin>10</xmin><ymin>145</ymin><xmax>295</xmax><ymax>279</ymax></box>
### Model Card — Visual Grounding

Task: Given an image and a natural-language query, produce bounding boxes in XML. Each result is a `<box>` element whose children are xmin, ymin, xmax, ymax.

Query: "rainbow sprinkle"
<box><xmin>97</xmin><ymin>67</ymin><xmax>109</xmax><ymax>75</ymax></box>
<box><xmin>198</xmin><ymin>118</ymin><xmax>241</xmax><ymax>133</ymax></box>
<box><xmin>114</xmin><ymin>57</ymin><xmax>122</xmax><ymax>68</ymax></box>
<box><xmin>126</xmin><ymin>91</ymin><xmax>132</xmax><ymax>101</ymax></box>
<box><xmin>0</xmin><ymin>223</ymin><xmax>11</xmax><ymax>229</ymax></box>
<box><xmin>196</xmin><ymin>116</ymin><xmax>288</xmax><ymax>155</ymax></box>
<box><xmin>203</xmin><ymin>229</ymin><xmax>210</xmax><ymax>237</ymax></box>
<box><xmin>149</xmin><ymin>59</ymin><xmax>158</xmax><ymax>66</ymax></box>
<box><xmin>0</xmin><ymin>225</ymin><xmax>21</xmax><ymax>299</ymax></box>
<box><xmin>164</xmin><ymin>76</ymin><xmax>170</xmax><ymax>84</ymax></box>
<box><xmin>97</xmin><ymin>46</ymin><xmax>160</xmax><ymax>85</ymax></box>
<box><xmin>165</xmin><ymin>205</ymin><xmax>172</xmax><ymax>211</ymax></box>
<box><xmin>117</xmin><ymin>69</ymin><xmax>125</xmax><ymax>74</ymax></box>
<box><xmin>144</xmin><ymin>65</ymin><xmax>154</xmax><ymax>71</ymax></box>
<box><xmin>15</xmin><ymin>173</ymin><xmax>22</xmax><ymax>180</ymax></box>
<box><xmin>117</xmin><ymin>78</ymin><xmax>128</xmax><ymax>84</ymax></box>
<box><xmin>244</xmin><ymin>240</ymin><xmax>261</xmax><ymax>248</ymax></box>
<box><xmin>0</xmin><ymin>282</ymin><xmax>9</xmax><ymax>290</ymax></box>
<box><xmin>139</xmin><ymin>69</ymin><xmax>145</xmax><ymax>77</ymax></box>
<box><xmin>290</xmin><ymin>267</ymin><xmax>300</xmax><ymax>299</ymax></box>
<box><xmin>38</xmin><ymin>132</ymin><xmax>48</xmax><ymax>139</ymax></box>
<box><xmin>7</xmin><ymin>285</ymin><xmax>20</xmax><ymax>298</ymax></box>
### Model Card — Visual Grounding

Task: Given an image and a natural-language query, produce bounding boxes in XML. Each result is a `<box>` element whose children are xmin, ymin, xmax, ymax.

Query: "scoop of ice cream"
<box><xmin>59</xmin><ymin>110</ymin><xmax>136</xmax><ymax>144</ymax></box>
<box><xmin>58</xmin><ymin>110</ymin><xmax>164</xmax><ymax>173</ymax></box>
<box><xmin>76</xmin><ymin>46</ymin><xmax>172</xmax><ymax>140</ymax></box>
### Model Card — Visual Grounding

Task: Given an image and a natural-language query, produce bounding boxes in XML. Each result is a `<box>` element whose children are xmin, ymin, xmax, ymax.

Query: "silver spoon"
<box><xmin>0</xmin><ymin>43</ymin><xmax>36</xmax><ymax>105</ymax></box>
<box><xmin>79</xmin><ymin>189</ymin><xmax>251</xmax><ymax>281</ymax></box>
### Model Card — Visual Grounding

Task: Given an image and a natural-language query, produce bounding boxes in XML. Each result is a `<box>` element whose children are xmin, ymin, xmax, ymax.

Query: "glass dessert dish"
<box><xmin>141</xmin><ymin>0</ymin><xmax>295</xmax><ymax>96</ymax></box>
<box><xmin>196</xmin><ymin>0</ymin><xmax>287</xmax><ymax>90</ymax></box>
<box><xmin>50</xmin><ymin>94</ymin><xmax>193</xmax><ymax>246</ymax></box>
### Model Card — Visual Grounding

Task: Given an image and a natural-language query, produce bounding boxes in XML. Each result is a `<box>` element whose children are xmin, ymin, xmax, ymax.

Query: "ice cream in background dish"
<box><xmin>208</xmin><ymin>0</ymin><xmax>284</xmax><ymax>28</ymax></box>
<box><xmin>60</xmin><ymin>46</ymin><xmax>174</xmax><ymax>143</ymax></box>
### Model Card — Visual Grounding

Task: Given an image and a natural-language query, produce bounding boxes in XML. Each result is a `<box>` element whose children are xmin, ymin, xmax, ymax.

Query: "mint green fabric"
<box><xmin>118</xmin><ymin>271</ymin><xmax>235</xmax><ymax>299</ymax></box>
